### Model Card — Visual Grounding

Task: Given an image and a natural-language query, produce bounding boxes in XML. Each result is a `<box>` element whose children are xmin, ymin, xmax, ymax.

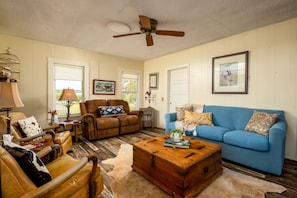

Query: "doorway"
<box><xmin>167</xmin><ymin>65</ymin><xmax>189</xmax><ymax>112</ymax></box>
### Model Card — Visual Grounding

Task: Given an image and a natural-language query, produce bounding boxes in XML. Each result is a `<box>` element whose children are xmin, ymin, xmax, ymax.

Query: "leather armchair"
<box><xmin>0</xmin><ymin>145</ymin><xmax>103</xmax><ymax>198</ymax></box>
<box><xmin>80</xmin><ymin>99</ymin><xmax>143</xmax><ymax>140</ymax></box>
<box><xmin>0</xmin><ymin>112</ymin><xmax>72</xmax><ymax>155</ymax></box>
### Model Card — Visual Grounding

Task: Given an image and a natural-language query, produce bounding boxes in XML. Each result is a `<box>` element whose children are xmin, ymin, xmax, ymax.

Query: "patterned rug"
<box><xmin>102</xmin><ymin>144</ymin><xmax>286</xmax><ymax>198</ymax></box>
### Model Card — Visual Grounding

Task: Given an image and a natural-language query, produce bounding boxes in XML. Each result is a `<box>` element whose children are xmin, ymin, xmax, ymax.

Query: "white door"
<box><xmin>168</xmin><ymin>66</ymin><xmax>189</xmax><ymax>112</ymax></box>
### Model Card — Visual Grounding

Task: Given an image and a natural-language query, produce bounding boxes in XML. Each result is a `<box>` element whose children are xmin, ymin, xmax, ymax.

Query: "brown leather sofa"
<box><xmin>0</xmin><ymin>112</ymin><xmax>72</xmax><ymax>155</ymax></box>
<box><xmin>80</xmin><ymin>99</ymin><xmax>143</xmax><ymax>140</ymax></box>
<box><xmin>0</xmin><ymin>145</ymin><xmax>103</xmax><ymax>198</ymax></box>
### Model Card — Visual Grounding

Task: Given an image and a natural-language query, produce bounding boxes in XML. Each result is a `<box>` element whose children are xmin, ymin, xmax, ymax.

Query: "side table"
<box><xmin>140</xmin><ymin>107</ymin><xmax>154</xmax><ymax>128</ymax></box>
<box><xmin>59</xmin><ymin>120</ymin><xmax>80</xmax><ymax>143</ymax></box>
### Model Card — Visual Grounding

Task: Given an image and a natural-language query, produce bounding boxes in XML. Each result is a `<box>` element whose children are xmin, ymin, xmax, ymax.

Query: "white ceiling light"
<box><xmin>107</xmin><ymin>21</ymin><xmax>131</xmax><ymax>33</ymax></box>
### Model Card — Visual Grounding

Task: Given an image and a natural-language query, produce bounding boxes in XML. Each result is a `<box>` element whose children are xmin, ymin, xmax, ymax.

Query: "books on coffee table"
<box><xmin>164</xmin><ymin>138</ymin><xmax>190</xmax><ymax>149</ymax></box>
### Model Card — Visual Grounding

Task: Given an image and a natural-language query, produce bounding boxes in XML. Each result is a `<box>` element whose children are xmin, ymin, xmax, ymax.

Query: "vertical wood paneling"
<box><xmin>144</xmin><ymin>18</ymin><xmax>297</xmax><ymax>160</ymax></box>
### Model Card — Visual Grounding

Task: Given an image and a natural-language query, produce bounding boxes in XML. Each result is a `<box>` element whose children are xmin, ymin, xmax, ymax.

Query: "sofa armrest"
<box><xmin>80</xmin><ymin>113</ymin><xmax>97</xmax><ymax>140</ymax></box>
<box><xmin>20</xmin><ymin>154</ymin><xmax>98</xmax><ymax>198</ymax></box>
<box><xmin>269</xmin><ymin>121</ymin><xmax>287</xmax><ymax>144</ymax></box>
<box><xmin>129</xmin><ymin>110</ymin><xmax>144</xmax><ymax>118</ymax></box>
<box><xmin>164</xmin><ymin>112</ymin><xmax>177</xmax><ymax>133</ymax></box>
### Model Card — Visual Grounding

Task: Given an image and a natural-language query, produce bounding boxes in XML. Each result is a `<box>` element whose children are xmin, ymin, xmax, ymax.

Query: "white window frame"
<box><xmin>119</xmin><ymin>69</ymin><xmax>142</xmax><ymax>110</ymax></box>
<box><xmin>48</xmin><ymin>58</ymin><xmax>89</xmax><ymax>118</ymax></box>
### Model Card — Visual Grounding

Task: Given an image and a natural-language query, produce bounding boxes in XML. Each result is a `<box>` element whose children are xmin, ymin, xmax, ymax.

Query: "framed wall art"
<box><xmin>93</xmin><ymin>79</ymin><xmax>116</xmax><ymax>95</ymax></box>
<box><xmin>149</xmin><ymin>73</ymin><xmax>158</xmax><ymax>89</ymax></box>
<box><xmin>212</xmin><ymin>51</ymin><xmax>249</xmax><ymax>94</ymax></box>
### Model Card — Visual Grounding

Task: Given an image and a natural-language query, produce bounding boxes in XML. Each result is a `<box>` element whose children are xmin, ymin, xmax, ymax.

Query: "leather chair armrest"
<box><xmin>20</xmin><ymin>154</ymin><xmax>98</xmax><ymax>198</ymax></box>
<box><xmin>13</xmin><ymin>131</ymin><xmax>54</xmax><ymax>143</ymax></box>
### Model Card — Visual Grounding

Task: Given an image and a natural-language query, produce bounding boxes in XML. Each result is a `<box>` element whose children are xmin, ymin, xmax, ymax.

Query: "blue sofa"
<box><xmin>165</xmin><ymin>105</ymin><xmax>287</xmax><ymax>175</ymax></box>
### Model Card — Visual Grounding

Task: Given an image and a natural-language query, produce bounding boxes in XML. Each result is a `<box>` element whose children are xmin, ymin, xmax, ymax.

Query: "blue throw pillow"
<box><xmin>99</xmin><ymin>105</ymin><xmax>127</xmax><ymax>117</ymax></box>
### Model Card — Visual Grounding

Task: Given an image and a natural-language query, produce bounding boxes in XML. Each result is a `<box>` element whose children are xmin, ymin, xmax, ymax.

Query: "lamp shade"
<box><xmin>59</xmin><ymin>88</ymin><xmax>78</xmax><ymax>101</ymax></box>
<box><xmin>0</xmin><ymin>82</ymin><xmax>24</xmax><ymax>109</ymax></box>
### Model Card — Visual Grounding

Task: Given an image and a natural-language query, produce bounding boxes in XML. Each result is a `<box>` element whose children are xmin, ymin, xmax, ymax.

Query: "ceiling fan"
<box><xmin>113</xmin><ymin>15</ymin><xmax>185</xmax><ymax>46</ymax></box>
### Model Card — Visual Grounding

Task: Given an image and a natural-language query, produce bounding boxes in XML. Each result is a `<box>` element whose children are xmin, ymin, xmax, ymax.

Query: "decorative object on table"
<box><xmin>164</xmin><ymin>138</ymin><xmax>190</xmax><ymax>149</ymax></box>
<box><xmin>93</xmin><ymin>79</ymin><xmax>116</xmax><ymax>95</ymax></box>
<box><xmin>48</xmin><ymin>109</ymin><xmax>58</xmax><ymax>124</ymax></box>
<box><xmin>212</xmin><ymin>51</ymin><xmax>248</xmax><ymax>94</ymax></box>
<box><xmin>0</xmin><ymin>48</ymin><xmax>21</xmax><ymax>82</ymax></box>
<box><xmin>0</xmin><ymin>81</ymin><xmax>24</xmax><ymax>134</ymax></box>
<box><xmin>149</xmin><ymin>73</ymin><xmax>158</xmax><ymax>89</ymax></box>
<box><xmin>168</xmin><ymin>128</ymin><xmax>186</xmax><ymax>148</ymax></box>
<box><xmin>144</xmin><ymin>90</ymin><xmax>154</xmax><ymax>107</ymax></box>
<box><xmin>58</xmin><ymin>88</ymin><xmax>78</xmax><ymax>122</ymax></box>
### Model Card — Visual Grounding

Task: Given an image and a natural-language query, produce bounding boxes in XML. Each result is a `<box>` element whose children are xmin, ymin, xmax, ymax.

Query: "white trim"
<box><xmin>47</xmin><ymin>58</ymin><xmax>89</xmax><ymax>115</ymax></box>
<box><xmin>165</xmin><ymin>64</ymin><xmax>189</xmax><ymax>113</ymax></box>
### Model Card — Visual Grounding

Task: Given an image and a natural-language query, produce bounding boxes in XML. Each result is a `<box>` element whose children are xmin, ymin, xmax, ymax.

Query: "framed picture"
<box><xmin>149</xmin><ymin>73</ymin><xmax>158</xmax><ymax>89</ymax></box>
<box><xmin>93</xmin><ymin>79</ymin><xmax>116</xmax><ymax>95</ymax></box>
<box><xmin>212</xmin><ymin>51</ymin><xmax>249</xmax><ymax>94</ymax></box>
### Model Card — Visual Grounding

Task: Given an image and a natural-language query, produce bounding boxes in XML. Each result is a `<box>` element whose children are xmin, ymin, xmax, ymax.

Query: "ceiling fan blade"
<box><xmin>139</xmin><ymin>15</ymin><xmax>151</xmax><ymax>30</ymax></box>
<box><xmin>146</xmin><ymin>35</ymin><xmax>153</xmax><ymax>46</ymax></box>
<box><xmin>113</xmin><ymin>32</ymin><xmax>142</xmax><ymax>38</ymax></box>
<box><xmin>156</xmin><ymin>30</ymin><xmax>185</xmax><ymax>37</ymax></box>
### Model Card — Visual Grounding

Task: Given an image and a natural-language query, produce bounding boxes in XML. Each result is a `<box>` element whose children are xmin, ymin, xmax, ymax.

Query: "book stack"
<box><xmin>164</xmin><ymin>138</ymin><xmax>190</xmax><ymax>149</ymax></box>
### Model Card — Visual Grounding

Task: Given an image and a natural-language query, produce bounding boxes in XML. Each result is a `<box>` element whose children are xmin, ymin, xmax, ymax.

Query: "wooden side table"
<box><xmin>140</xmin><ymin>107</ymin><xmax>154</xmax><ymax>128</ymax></box>
<box><xmin>59</xmin><ymin>120</ymin><xmax>80</xmax><ymax>142</ymax></box>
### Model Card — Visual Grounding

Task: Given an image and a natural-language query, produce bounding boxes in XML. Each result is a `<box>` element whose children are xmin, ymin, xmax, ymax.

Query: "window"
<box><xmin>121</xmin><ymin>72</ymin><xmax>139</xmax><ymax>110</ymax></box>
<box><xmin>48</xmin><ymin>58</ymin><xmax>89</xmax><ymax>119</ymax></box>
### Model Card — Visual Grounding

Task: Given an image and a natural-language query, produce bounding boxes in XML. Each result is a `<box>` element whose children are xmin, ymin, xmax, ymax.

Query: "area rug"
<box><xmin>102</xmin><ymin>144</ymin><xmax>286</xmax><ymax>198</ymax></box>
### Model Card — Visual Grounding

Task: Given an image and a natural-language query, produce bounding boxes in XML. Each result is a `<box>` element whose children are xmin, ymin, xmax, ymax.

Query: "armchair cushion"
<box><xmin>16</xmin><ymin>116</ymin><xmax>43</xmax><ymax>137</ymax></box>
<box><xmin>3</xmin><ymin>141</ymin><xmax>52</xmax><ymax>187</ymax></box>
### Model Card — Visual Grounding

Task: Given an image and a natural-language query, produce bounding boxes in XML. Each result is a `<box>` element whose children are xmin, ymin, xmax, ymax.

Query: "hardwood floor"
<box><xmin>70</xmin><ymin>128</ymin><xmax>297</xmax><ymax>198</ymax></box>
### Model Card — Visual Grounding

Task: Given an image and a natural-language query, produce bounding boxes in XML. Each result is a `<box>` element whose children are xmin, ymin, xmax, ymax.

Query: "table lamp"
<box><xmin>59</xmin><ymin>88</ymin><xmax>78</xmax><ymax>122</ymax></box>
<box><xmin>0</xmin><ymin>81</ymin><xmax>24</xmax><ymax>134</ymax></box>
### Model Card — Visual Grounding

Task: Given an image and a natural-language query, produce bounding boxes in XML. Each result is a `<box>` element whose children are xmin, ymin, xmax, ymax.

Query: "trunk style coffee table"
<box><xmin>132</xmin><ymin>134</ymin><xmax>223</xmax><ymax>198</ymax></box>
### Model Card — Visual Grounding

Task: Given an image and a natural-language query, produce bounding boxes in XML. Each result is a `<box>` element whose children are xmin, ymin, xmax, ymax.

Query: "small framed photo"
<box><xmin>149</xmin><ymin>73</ymin><xmax>158</xmax><ymax>89</ymax></box>
<box><xmin>93</xmin><ymin>79</ymin><xmax>116</xmax><ymax>95</ymax></box>
<box><xmin>212</xmin><ymin>51</ymin><xmax>249</xmax><ymax>94</ymax></box>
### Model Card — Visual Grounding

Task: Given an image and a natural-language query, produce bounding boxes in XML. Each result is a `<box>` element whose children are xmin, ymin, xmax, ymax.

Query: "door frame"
<box><xmin>165</xmin><ymin>64</ymin><xmax>189</xmax><ymax>113</ymax></box>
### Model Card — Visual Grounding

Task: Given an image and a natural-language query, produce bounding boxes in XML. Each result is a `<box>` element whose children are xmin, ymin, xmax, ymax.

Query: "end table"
<box><xmin>59</xmin><ymin>120</ymin><xmax>81</xmax><ymax>142</ymax></box>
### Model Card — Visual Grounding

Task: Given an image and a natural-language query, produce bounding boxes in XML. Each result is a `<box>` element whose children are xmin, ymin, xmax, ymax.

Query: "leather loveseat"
<box><xmin>165</xmin><ymin>105</ymin><xmax>287</xmax><ymax>175</ymax></box>
<box><xmin>80</xmin><ymin>99</ymin><xmax>143</xmax><ymax>140</ymax></box>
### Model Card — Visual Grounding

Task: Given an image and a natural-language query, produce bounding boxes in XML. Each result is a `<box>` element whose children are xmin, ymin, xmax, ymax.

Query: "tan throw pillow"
<box><xmin>184</xmin><ymin>111</ymin><xmax>213</xmax><ymax>126</ymax></box>
<box><xmin>245</xmin><ymin>110</ymin><xmax>280</xmax><ymax>136</ymax></box>
<box><xmin>176</xmin><ymin>105</ymin><xmax>193</xmax><ymax>121</ymax></box>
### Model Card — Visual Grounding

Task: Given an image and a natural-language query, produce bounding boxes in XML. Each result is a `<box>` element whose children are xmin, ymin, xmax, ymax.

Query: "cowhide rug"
<box><xmin>102</xmin><ymin>144</ymin><xmax>286</xmax><ymax>198</ymax></box>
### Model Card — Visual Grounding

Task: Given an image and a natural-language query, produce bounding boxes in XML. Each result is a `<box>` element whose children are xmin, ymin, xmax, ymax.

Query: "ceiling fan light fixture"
<box><xmin>107</xmin><ymin>21</ymin><xmax>131</xmax><ymax>33</ymax></box>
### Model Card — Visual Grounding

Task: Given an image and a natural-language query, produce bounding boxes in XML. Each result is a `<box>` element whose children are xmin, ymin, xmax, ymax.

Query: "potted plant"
<box><xmin>170</xmin><ymin>128</ymin><xmax>183</xmax><ymax>143</ymax></box>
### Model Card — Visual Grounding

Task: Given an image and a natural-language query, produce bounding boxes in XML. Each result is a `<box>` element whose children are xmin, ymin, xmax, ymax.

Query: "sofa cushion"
<box><xmin>3</xmin><ymin>141</ymin><xmax>52</xmax><ymax>187</ymax></box>
<box><xmin>96</xmin><ymin>117</ymin><xmax>120</xmax><ymax>130</ymax></box>
<box><xmin>223</xmin><ymin>130</ymin><xmax>269</xmax><ymax>151</ymax></box>
<box><xmin>117</xmin><ymin>115</ymin><xmax>139</xmax><ymax>126</ymax></box>
<box><xmin>16</xmin><ymin>116</ymin><xmax>43</xmax><ymax>137</ymax></box>
<box><xmin>184</xmin><ymin>111</ymin><xmax>213</xmax><ymax>126</ymax></box>
<box><xmin>196</xmin><ymin>126</ymin><xmax>230</xmax><ymax>142</ymax></box>
<box><xmin>99</xmin><ymin>105</ymin><xmax>126</xmax><ymax>117</ymax></box>
<box><xmin>245</xmin><ymin>110</ymin><xmax>279</xmax><ymax>136</ymax></box>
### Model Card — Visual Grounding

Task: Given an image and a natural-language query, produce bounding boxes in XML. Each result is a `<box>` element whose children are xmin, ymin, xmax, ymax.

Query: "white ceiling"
<box><xmin>0</xmin><ymin>0</ymin><xmax>297</xmax><ymax>61</ymax></box>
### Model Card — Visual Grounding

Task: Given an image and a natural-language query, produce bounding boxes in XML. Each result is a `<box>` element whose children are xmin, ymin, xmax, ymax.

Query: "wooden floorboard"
<box><xmin>70</xmin><ymin>128</ymin><xmax>297</xmax><ymax>198</ymax></box>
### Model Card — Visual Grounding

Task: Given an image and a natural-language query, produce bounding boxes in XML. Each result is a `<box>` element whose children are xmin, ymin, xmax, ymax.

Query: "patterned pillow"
<box><xmin>245</xmin><ymin>110</ymin><xmax>280</xmax><ymax>136</ymax></box>
<box><xmin>17</xmin><ymin>116</ymin><xmax>43</xmax><ymax>137</ymax></box>
<box><xmin>3</xmin><ymin>141</ymin><xmax>52</xmax><ymax>187</ymax></box>
<box><xmin>176</xmin><ymin>104</ymin><xmax>193</xmax><ymax>121</ymax></box>
<box><xmin>99</xmin><ymin>105</ymin><xmax>126</xmax><ymax>117</ymax></box>
<box><xmin>184</xmin><ymin>110</ymin><xmax>213</xmax><ymax>126</ymax></box>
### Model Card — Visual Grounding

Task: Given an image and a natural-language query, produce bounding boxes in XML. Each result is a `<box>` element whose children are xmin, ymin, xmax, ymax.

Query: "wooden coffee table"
<box><xmin>132</xmin><ymin>134</ymin><xmax>223</xmax><ymax>198</ymax></box>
